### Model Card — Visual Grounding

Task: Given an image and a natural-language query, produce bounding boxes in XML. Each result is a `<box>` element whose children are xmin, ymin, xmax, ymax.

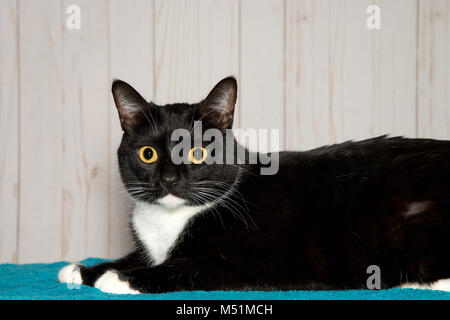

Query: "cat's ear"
<box><xmin>112</xmin><ymin>80</ymin><xmax>148</xmax><ymax>132</ymax></box>
<box><xmin>199</xmin><ymin>77</ymin><xmax>237</xmax><ymax>132</ymax></box>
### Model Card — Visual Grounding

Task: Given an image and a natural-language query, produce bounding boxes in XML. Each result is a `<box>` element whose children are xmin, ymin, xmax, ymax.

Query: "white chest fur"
<box><xmin>131</xmin><ymin>200</ymin><xmax>209</xmax><ymax>265</ymax></box>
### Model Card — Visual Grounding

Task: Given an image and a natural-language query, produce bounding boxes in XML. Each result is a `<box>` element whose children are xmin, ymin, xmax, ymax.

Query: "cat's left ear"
<box><xmin>112</xmin><ymin>80</ymin><xmax>148</xmax><ymax>133</ymax></box>
<box><xmin>199</xmin><ymin>77</ymin><xmax>237</xmax><ymax>132</ymax></box>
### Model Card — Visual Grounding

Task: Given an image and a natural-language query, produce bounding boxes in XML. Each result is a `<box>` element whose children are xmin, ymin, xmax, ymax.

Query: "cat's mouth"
<box><xmin>156</xmin><ymin>194</ymin><xmax>186</xmax><ymax>209</ymax></box>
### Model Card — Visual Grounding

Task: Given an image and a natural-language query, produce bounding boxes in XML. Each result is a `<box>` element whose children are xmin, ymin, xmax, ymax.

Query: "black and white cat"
<box><xmin>59</xmin><ymin>77</ymin><xmax>450</xmax><ymax>294</ymax></box>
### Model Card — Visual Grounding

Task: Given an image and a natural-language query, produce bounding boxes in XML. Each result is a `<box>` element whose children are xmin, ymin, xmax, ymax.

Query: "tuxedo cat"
<box><xmin>59</xmin><ymin>77</ymin><xmax>450</xmax><ymax>294</ymax></box>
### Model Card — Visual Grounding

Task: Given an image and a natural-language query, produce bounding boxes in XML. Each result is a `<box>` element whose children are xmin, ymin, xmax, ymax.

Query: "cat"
<box><xmin>59</xmin><ymin>76</ymin><xmax>450</xmax><ymax>294</ymax></box>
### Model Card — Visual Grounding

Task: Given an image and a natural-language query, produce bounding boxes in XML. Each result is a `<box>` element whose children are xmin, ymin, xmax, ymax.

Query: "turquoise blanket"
<box><xmin>1</xmin><ymin>258</ymin><xmax>449</xmax><ymax>300</ymax></box>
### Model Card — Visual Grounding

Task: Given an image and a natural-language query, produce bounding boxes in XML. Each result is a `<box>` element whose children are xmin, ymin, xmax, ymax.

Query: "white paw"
<box><xmin>398</xmin><ymin>282</ymin><xmax>431</xmax><ymax>290</ymax></box>
<box><xmin>398</xmin><ymin>278</ymin><xmax>450</xmax><ymax>292</ymax></box>
<box><xmin>94</xmin><ymin>270</ymin><xmax>140</xmax><ymax>295</ymax></box>
<box><xmin>430</xmin><ymin>279</ymin><xmax>450</xmax><ymax>292</ymax></box>
<box><xmin>58</xmin><ymin>263</ymin><xmax>83</xmax><ymax>284</ymax></box>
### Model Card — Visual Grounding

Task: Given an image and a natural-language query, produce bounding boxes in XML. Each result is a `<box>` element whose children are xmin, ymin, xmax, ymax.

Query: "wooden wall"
<box><xmin>0</xmin><ymin>0</ymin><xmax>449</xmax><ymax>263</ymax></box>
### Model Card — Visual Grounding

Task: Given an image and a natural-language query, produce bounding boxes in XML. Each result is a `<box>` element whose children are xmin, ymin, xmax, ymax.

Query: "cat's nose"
<box><xmin>161</xmin><ymin>173</ymin><xmax>179</xmax><ymax>189</ymax></box>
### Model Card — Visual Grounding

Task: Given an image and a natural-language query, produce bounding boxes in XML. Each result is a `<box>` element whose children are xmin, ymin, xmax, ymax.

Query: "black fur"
<box><xmin>76</xmin><ymin>77</ymin><xmax>450</xmax><ymax>293</ymax></box>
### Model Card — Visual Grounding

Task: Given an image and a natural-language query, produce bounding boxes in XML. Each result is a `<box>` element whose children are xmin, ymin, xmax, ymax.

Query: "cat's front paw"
<box><xmin>94</xmin><ymin>270</ymin><xmax>140</xmax><ymax>294</ymax></box>
<box><xmin>58</xmin><ymin>263</ymin><xmax>83</xmax><ymax>285</ymax></box>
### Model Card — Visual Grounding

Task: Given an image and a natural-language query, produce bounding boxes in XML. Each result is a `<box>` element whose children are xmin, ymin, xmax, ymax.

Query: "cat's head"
<box><xmin>113</xmin><ymin>77</ymin><xmax>240</xmax><ymax>209</ymax></box>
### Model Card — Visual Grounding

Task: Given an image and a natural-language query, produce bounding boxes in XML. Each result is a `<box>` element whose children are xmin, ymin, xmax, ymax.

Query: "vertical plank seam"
<box><xmin>372</xmin><ymin>0</ymin><xmax>377</xmax><ymax>137</ymax></box>
<box><xmin>106</xmin><ymin>0</ymin><xmax>112</xmax><ymax>258</ymax></box>
<box><xmin>60</xmin><ymin>0</ymin><xmax>63</xmax><ymax>260</ymax></box>
<box><xmin>60</xmin><ymin>0</ymin><xmax>65</xmax><ymax>260</ymax></box>
<box><xmin>415</xmin><ymin>0</ymin><xmax>420</xmax><ymax>138</ymax></box>
<box><xmin>327</xmin><ymin>1</ymin><xmax>336</xmax><ymax>143</ymax></box>
<box><xmin>16</xmin><ymin>0</ymin><xmax>22</xmax><ymax>263</ymax></box>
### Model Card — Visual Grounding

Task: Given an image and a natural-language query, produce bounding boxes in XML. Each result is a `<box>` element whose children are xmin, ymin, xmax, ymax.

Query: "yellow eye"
<box><xmin>139</xmin><ymin>146</ymin><xmax>158</xmax><ymax>163</ymax></box>
<box><xmin>189</xmin><ymin>147</ymin><xmax>207</xmax><ymax>164</ymax></box>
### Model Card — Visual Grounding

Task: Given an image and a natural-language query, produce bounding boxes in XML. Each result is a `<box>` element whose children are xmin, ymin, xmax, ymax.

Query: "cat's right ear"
<box><xmin>112</xmin><ymin>80</ymin><xmax>148</xmax><ymax>133</ymax></box>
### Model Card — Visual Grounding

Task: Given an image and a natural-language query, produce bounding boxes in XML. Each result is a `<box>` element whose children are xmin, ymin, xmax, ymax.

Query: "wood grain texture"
<box><xmin>418</xmin><ymin>0</ymin><xmax>450</xmax><ymax>139</ymax></box>
<box><xmin>373</xmin><ymin>0</ymin><xmax>417</xmax><ymax>138</ymax></box>
<box><xmin>0</xmin><ymin>0</ymin><xmax>19</xmax><ymax>263</ymax></box>
<box><xmin>18</xmin><ymin>0</ymin><xmax>63</xmax><ymax>263</ymax></box>
<box><xmin>327</xmin><ymin>0</ymin><xmax>375</xmax><ymax>143</ymax></box>
<box><xmin>240</xmin><ymin>0</ymin><xmax>284</xmax><ymax>152</ymax></box>
<box><xmin>108</xmin><ymin>0</ymin><xmax>154</xmax><ymax>258</ymax></box>
<box><xmin>154</xmin><ymin>0</ymin><xmax>239</xmax><ymax>114</ymax></box>
<box><xmin>285</xmin><ymin>0</ymin><xmax>334</xmax><ymax>150</ymax></box>
<box><xmin>61</xmin><ymin>0</ymin><xmax>110</xmax><ymax>261</ymax></box>
<box><xmin>285</xmin><ymin>0</ymin><xmax>414</xmax><ymax>150</ymax></box>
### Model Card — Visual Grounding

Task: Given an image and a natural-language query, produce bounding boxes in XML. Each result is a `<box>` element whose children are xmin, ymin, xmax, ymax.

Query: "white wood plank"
<box><xmin>61</xmin><ymin>0</ymin><xmax>110</xmax><ymax>261</ymax></box>
<box><xmin>18</xmin><ymin>0</ymin><xmax>63</xmax><ymax>263</ymax></box>
<box><xmin>108</xmin><ymin>0</ymin><xmax>154</xmax><ymax>258</ymax></box>
<box><xmin>328</xmin><ymin>0</ymin><xmax>375</xmax><ymax>143</ymax></box>
<box><xmin>154</xmin><ymin>0</ymin><xmax>239</xmax><ymax>118</ymax></box>
<box><xmin>285</xmin><ymin>0</ymin><xmax>417</xmax><ymax>152</ymax></box>
<box><xmin>0</xmin><ymin>0</ymin><xmax>19</xmax><ymax>263</ymax></box>
<box><xmin>240</xmin><ymin>0</ymin><xmax>284</xmax><ymax>152</ymax></box>
<box><xmin>373</xmin><ymin>0</ymin><xmax>417</xmax><ymax>138</ymax></box>
<box><xmin>418</xmin><ymin>0</ymin><xmax>450</xmax><ymax>139</ymax></box>
<box><xmin>285</xmin><ymin>0</ymin><xmax>333</xmax><ymax>151</ymax></box>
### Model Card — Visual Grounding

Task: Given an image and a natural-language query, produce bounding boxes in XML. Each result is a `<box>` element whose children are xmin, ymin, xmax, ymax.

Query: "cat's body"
<box><xmin>59</xmin><ymin>77</ymin><xmax>450</xmax><ymax>294</ymax></box>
